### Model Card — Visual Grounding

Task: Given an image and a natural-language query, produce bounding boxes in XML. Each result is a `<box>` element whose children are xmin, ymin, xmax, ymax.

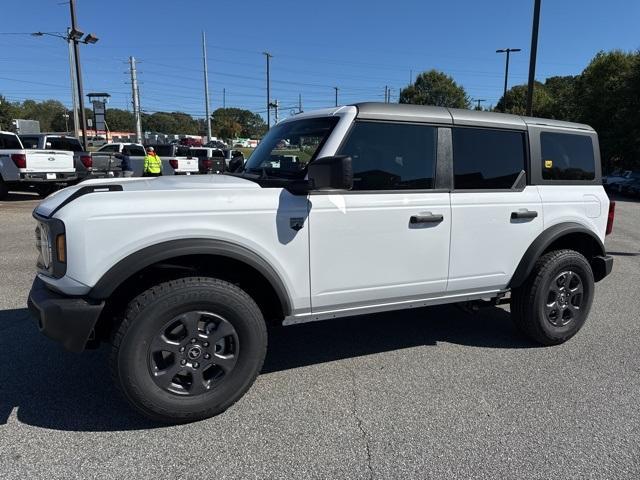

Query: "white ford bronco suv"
<box><xmin>28</xmin><ymin>103</ymin><xmax>614</xmax><ymax>423</ymax></box>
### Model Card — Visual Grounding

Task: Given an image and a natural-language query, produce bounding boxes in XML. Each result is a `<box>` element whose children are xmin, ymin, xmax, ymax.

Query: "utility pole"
<box><xmin>384</xmin><ymin>85</ymin><xmax>388</xmax><ymax>103</ymax></box>
<box><xmin>496</xmin><ymin>48</ymin><xmax>521</xmax><ymax>109</ymax></box>
<box><xmin>472</xmin><ymin>98</ymin><xmax>486</xmax><ymax>110</ymax></box>
<box><xmin>66</xmin><ymin>28</ymin><xmax>80</xmax><ymax>138</ymax></box>
<box><xmin>409</xmin><ymin>69</ymin><xmax>413</xmax><ymax>85</ymax></box>
<box><xmin>69</xmin><ymin>0</ymin><xmax>88</xmax><ymax>150</ymax></box>
<box><xmin>202</xmin><ymin>31</ymin><xmax>212</xmax><ymax>142</ymax></box>
<box><xmin>334</xmin><ymin>86</ymin><xmax>339</xmax><ymax>107</ymax></box>
<box><xmin>272</xmin><ymin>99</ymin><xmax>279</xmax><ymax>124</ymax></box>
<box><xmin>223</xmin><ymin>88</ymin><xmax>226</xmax><ymax>109</ymax></box>
<box><xmin>129</xmin><ymin>56</ymin><xmax>142</xmax><ymax>143</ymax></box>
<box><xmin>263</xmin><ymin>52</ymin><xmax>272</xmax><ymax>128</ymax></box>
<box><xmin>298</xmin><ymin>93</ymin><xmax>302</xmax><ymax>113</ymax></box>
<box><xmin>526</xmin><ymin>0</ymin><xmax>542</xmax><ymax>116</ymax></box>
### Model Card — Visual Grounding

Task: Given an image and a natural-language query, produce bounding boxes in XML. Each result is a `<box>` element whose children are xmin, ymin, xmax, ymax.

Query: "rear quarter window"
<box><xmin>541</xmin><ymin>132</ymin><xmax>595</xmax><ymax>181</ymax></box>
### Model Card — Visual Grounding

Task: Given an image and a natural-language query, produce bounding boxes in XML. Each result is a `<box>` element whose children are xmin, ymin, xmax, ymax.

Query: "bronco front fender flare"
<box><xmin>88</xmin><ymin>238</ymin><xmax>292</xmax><ymax>316</ymax></box>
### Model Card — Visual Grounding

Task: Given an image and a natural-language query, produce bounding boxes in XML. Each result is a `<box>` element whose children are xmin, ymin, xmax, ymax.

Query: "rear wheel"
<box><xmin>511</xmin><ymin>249</ymin><xmax>594</xmax><ymax>345</ymax></box>
<box><xmin>110</xmin><ymin>277</ymin><xmax>267</xmax><ymax>423</ymax></box>
<box><xmin>0</xmin><ymin>178</ymin><xmax>8</xmax><ymax>200</ymax></box>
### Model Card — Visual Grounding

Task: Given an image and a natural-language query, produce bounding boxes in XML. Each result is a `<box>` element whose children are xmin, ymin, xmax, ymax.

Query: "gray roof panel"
<box><xmin>354</xmin><ymin>102</ymin><xmax>452</xmax><ymax>124</ymax></box>
<box><xmin>448</xmin><ymin>108</ymin><xmax>526</xmax><ymax>130</ymax></box>
<box><xmin>352</xmin><ymin>102</ymin><xmax>593</xmax><ymax>132</ymax></box>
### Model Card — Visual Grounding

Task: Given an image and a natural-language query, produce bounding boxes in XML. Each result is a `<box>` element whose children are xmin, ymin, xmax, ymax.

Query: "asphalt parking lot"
<box><xmin>0</xmin><ymin>192</ymin><xmax>639</xmax><ymax>479</ymax></box>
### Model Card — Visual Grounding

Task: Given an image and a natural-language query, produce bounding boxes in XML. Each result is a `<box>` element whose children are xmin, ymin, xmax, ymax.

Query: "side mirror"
<box><xmin>307</xmin><ymin>155</ymin><xmax>353</xmax><ymax>191</ymax></box>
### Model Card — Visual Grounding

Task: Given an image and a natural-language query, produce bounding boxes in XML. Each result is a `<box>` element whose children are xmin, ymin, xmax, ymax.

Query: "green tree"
<box><xmin>142</xmin><ymin>111</ymin><xmax>200</xmax><ymax>135</ymax></box>
<box><xmin>574</xmin><ymin>50</ymin><xmax>637</xmax><ymax>170</ymax></box>
<box><xmin>495</xmin><ymin>81</ymin><xmax>553</xmax><ymax>117</ymax></box>
<box><xmin>105</xmin><ymin>108</ymin><xmax>135</xmax><ymax>131</ymax></box>
<box><xmin>0</xmin><ymin>95</ymin><xmax>21</xmax><ymax>131</ymax></box>
<box><xmin>399</xmin><ymin>70</ymin><xmax>470</xmax><ymax>108</ymax></box>
<box><xmin>211</xmin><ymin>108</ymin><xmax>267</xmax><ymax>139</ymax></box>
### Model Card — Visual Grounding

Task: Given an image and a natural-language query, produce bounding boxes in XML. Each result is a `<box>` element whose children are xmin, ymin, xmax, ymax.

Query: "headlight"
<box><xmin>35</xmin><ymin>222</ymin><xmax>52</xmax><ymax>269</ymax></box>
<box><xmin>33</xmin><ymin>214</ymin><xmax>66</xmax><ymax>278</ymax></box>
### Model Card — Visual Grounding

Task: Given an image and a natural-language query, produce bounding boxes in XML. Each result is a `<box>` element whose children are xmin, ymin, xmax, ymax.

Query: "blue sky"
<box><xmin>1</xmin><ymin>0</ymin><xmax>638</xmax><ymax>121</ymax></box>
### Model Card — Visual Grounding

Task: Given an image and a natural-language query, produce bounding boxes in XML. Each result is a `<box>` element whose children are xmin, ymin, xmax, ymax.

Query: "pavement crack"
<box><xmin>349</xmin><ymin>366</ymin><xmax>374</xmax><ymax>480</ymax></box>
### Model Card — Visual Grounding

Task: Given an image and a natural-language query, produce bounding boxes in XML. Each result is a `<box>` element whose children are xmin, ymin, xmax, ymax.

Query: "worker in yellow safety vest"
<box><xmin>143</xmin><ymin>146</ymin><xmax>162</xmax><ymax>176</ymax></box>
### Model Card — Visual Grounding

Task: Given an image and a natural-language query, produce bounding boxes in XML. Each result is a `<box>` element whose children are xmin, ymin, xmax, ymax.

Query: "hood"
<box><xmin>36</xmin><ymin>174</ymin><xmax>260</xmax><ymax>218</ymax></box>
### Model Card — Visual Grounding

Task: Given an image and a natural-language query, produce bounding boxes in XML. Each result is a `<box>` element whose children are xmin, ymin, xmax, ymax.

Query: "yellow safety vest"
<box><xmin>143</xmin><ymin>154</ymin><xmax>162</xmax><ymax>174</ymax></box>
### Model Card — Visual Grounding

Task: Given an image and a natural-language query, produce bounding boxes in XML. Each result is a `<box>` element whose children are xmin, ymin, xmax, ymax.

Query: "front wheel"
<box><xmin>511</xmin><ymin>249</ymin><xmax>595</xmax><ymax>345</ymax></box>
<box><xmin>110</xmin><ymin>277</ymin><xmax>267</xmax><ymax>423</ymax></box>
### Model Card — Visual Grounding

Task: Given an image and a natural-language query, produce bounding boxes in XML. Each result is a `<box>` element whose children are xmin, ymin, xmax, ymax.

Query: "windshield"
<box><xmin>244</xmin><ymin>116</ymin><xmax>338</xmax><ymax>178</ymax></box>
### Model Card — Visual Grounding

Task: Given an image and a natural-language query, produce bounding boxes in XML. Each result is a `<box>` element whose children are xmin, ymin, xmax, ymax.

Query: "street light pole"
<box><xmin>496</xmin><ymin>48</ymin><xmax>521</xmax><ymax>110</ymax></box>
<box><xmin>66</xmin><ymin>28</ymin><xmax>80</xmax><ymax>138</ymax></box>
<box><xmin>526</xmin><ymin>0</ymin><xmax>542</xmax><ymax>116</ymax></box>
<box><xmin>202</xmin><ymin>31</ymin><xmax>212</xmax><ymax>142</ymax></box>
<box><xmin>69</xmin><ymin>0</ymin><xmax>89</xmax><ymax>151</ymax></box>
<box><xmin>263</xmin><ymin>52</ymin><xmax>272</xmax><ymax>128</ymax></box>
<box><xmin>334</xmin><ymin>86</ymin><xmax>339</xmax><ymax>107</ymax></box>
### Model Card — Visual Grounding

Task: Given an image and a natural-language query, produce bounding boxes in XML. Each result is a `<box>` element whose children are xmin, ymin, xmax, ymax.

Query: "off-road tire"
<box><xmin>0</xmin><ymin>177</ymin><xmax>8</xmax><ymax>200</ymax></box>
<box><xmin>511</xmin><ymin>249</ymin><xmax>594</xmax><ymax>346</ymax></box>
<box><xmin>110</xmin><ymin>276</ymin><xmax>267</xmax><ymax>424</ymax></box>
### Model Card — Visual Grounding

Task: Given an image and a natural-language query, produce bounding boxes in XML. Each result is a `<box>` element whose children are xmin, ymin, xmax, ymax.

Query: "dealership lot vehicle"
<box><xmin>145</xmin><ymin>144</ymin><xmax>199</xmax><ymax>175</ymax></box>
<box><xmin>93</xmin><ymin>142</ymin><xmax>146</xmax><ymax>176</ymax></box>
<box><xmin>27</xmin><ymin>103</ymin><xmax>613</xmax><ymax>423</ymax></box>
<box><xmin>0</xmin><ymin>131</ymin><xmax>76</xmax><ymax>199</ymax></box>
<box><xmin>1</xmin><ymin>194</ymin><xmax>638</xmax><ymax>479</ymax></box>
<box><xmin>19</xmin><ymin>134</ymin><xmax>93</xmax><ymax>182</ymax></box>
<box><xmin>189</xmin><ymin>147</ymin><xmax>226</xmax><ymax>173</ymax></box>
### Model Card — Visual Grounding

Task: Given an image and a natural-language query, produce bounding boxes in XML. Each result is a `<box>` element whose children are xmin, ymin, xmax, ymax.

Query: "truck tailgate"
<box><xmin>91</xmin><ymin>153</ymin><xmax>123</xmax><ymax>172</ymax></box>
<box><xmin>178</xmin><ymin>157</ymin><xmax>199</xmax><ymax>173</ymax></box>
<box><xmin>26</xmin><ymin>150</ymin><xmax>74</xmax><ymax>172</ymax></box>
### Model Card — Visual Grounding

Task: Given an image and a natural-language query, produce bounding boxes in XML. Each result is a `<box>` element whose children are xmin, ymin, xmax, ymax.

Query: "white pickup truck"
<box><xmin>0</xmin><ymin>131</ymin><xmax>76</xmax><ymax>199</ymax></box>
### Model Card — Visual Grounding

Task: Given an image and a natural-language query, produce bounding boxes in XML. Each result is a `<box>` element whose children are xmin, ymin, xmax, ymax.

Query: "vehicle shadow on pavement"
<box><xmin>263</xmin><ymin>303</ymin><xmax>538</xmax><ymax>373</ymax></box>
<box><xmin>0</xmin><ymin>303</ymin><xmax>537</xmax><ymax>432</ymax></box>
<box><xmin>1</xmin><ymin>192</ymin><xmax>40</xmax><ymax>202</ymax></box>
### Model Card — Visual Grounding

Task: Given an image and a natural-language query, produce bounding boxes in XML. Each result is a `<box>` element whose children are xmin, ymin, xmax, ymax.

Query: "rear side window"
<box><xmin>211</xmin><ymin>150</ymin><xmax>224</xmax><ymax>159</ymax></box>
<box><xmin>338</xmin><ymin>121</ymin><xmax>437</xmax><ymax>190</ymax></box>
<box><xmin>453</xmin><ymin>128</ymin><xmax>526</xmax><ymax>189</ymax></box>
<box><xmin>189</xmin><ymin>149</ymin><xmax>207</xmax><ymax>159</ymax></box>
<box><xmin>0</xmin><ymin>133</ymin><xmax>22</xmax><ymax>149</ymax></box>
<box><xmin>48</xmin><ymin>137</ymin><xmax>82</xmax><ymax>152</ymax></box>
<box><xmin>20</xmin><ymin>136</ymin><xmax>40</xmax><ymax>148</ymax></box>
<box><xmin>541</xmin><ymin>132</ymin><xmax>595</xmax><ymax>180</ymax></box>
<box><xmin>152</xmin><ymin>145</ymin><xmax>173</xmax><ymax>156</ymax></box>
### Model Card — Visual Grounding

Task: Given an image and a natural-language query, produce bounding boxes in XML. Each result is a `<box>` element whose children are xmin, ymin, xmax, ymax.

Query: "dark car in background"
<box><xmin>188</xmin><ymin>147</ymin><xmax>226</xmax><ymax>174</ymax></box>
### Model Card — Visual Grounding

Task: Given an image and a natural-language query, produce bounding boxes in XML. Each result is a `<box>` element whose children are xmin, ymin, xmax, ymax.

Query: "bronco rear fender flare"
<box><xmin>508</xmin><ymin>222</ymin><xmax>606</xmax><ymax>289</ymax></box>
<box><xmin>88</xmin><ymin>238</ymin><xmax>292</xmax><ymax>316</ymax></box>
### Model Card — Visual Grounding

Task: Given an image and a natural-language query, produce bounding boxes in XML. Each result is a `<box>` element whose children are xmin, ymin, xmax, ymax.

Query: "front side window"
<box><xmin>337</xmin><ymin>121</ymin><xmax>437</xmax><ymax>190</ymax></box>
<box><xmin>244</xmin><ymin>117</ymin><xmax>338</xmax><ymax>178</ymax></box>
<box><xmin>453</xmin><ymin>128</ymin><xmax>525</xmax><ymax>189</ymax></box>
<box><xmin>98</xmin><ymin>144</ymin><xmax>119</xmax><ymax>153</ymax></box>
<box><xmin>541</xmin><ymin>132</ymin><xmax>595</xmax><ymax>180</ymax></box>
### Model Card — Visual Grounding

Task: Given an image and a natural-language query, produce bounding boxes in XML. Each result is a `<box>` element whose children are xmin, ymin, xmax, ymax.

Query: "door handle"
<box><xmin>410</xmin><ymin>212</ymin><xmax>444</xmax><ymax>224</ymax></box>
<box><xmin>511</xmin><ymin>210</ymin><xmax>538</xmax><ymax>220</ymax></box>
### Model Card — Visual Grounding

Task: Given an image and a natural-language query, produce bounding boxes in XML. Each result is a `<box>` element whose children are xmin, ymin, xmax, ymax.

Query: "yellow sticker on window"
<box><xmin>544</xmin><ymin>160</ymin><xmax>553</xmax><ymax>168</ymax></box>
